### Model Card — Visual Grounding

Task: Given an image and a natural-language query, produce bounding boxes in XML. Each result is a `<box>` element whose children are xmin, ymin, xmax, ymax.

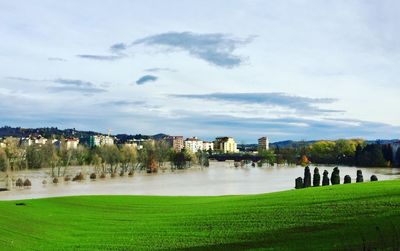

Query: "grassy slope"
<box><xmin>0</xmin><ymin>180</ymin><xmax>399</xmax><ymax>250</ymax></box>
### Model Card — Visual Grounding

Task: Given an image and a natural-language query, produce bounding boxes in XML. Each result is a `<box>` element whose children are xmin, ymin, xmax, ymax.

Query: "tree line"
<box><xmin>0</xmin><ymin>137</ymin><xmax>210</xmax><ymax>177</ymax></box>
<box><xmin>273</xmin><ymin>139</ymin><xmax>400</xmax><ymax>167</ymax></box>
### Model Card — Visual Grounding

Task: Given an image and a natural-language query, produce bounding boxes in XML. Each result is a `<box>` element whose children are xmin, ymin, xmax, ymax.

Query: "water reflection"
<box><xmin>0</xmin><ymin>161</ymin><xmax>399</xmax><ymax>200</ymax></box>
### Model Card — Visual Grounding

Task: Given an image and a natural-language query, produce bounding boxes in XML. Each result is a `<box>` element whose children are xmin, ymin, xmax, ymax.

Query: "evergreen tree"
<box><xmin>303</xmin><ymin>166</ymin><xmax>311</xmax><ymax>188</ymax></box>
<box><xmin>356</xmin><ymin>170</ymin><xmax>363</xmax><ymax>183</ymax></box>
<box><xmin>370</xmin><ymin>175</ymin><xmax>378</xmax><ymax>181</ymax></box>
<box><xmin>322</xmin><ymin>170</ymin><xmax>330</xmax><ymax>186</ymax></box>
<box><xmin>382</xmin><ymin>144</ymin><xmax>393</xmax><ymax>165</ymax></box>
<box><xmin>313</xmin><ymin>167</ymin><xmax>320</xmax><ymax>187</ymax></box>
<box><xmin>355</xmin><ymin>144</ymin><xmax>363</xmax><ymax>166</ymax></box>
<box><xmin>295</xmin><ymin>177</ymin><xmax>303</xmax><ymax>189</ymax></box>
<box><xmin>396</xmin><ymin>148</ymin><xmax>400</xmax><ymax>167</ymax></box>
<box><xmin>343</xmin><ymin>175</ymin><xmax>351</xmax><ymax>184</ymax></box>
<box><xmin>330</xmin><ymin>167</ymin><xmax>340</xmax><ymax>185</ymax></box>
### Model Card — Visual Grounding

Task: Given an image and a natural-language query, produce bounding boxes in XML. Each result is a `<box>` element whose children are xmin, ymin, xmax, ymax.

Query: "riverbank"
<box><xmin>0</xmin><ymin>179</ymin><xmax>399</xmax><ymax>250</ymax></box>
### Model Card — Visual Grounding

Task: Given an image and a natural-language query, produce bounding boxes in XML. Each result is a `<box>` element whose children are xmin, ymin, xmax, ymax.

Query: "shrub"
<box><xmin>356</xmin><ymin>170</ymin><xmax>363</xmax><ymax>183</ymax></box>
<box><xmin>313</xmin><ymin>167</ymin><xmax>320</xmax><ymax>187</ymax></box>
<box><xmin>100</xmin><ymin>173</ymin><xmax>106</xmax><ymax>178</ymax></box>
<box><xmin>53</xmin><ymin>177</ymin><xmax>59</xmax><ymax>184</ymax></box>
<box><xmin>128</xmin><ymin>171</ymin><xmax>134</xmax><ymax>176</ymax></box>
<box><xmin>72</xmin><ymin>172</ymin><xmax>84</xmax><ymax>181</ymax></box>
<box><xmin>295</xmin><ymin>177</ymin><xmax>303</xmax><ymax>189</ymax></box>
<box><xmin>344</xmin><ymin>175</ymin><xmax>351</xmax><ymax>184</ymax></box>
<box><xmin>322</xmin><ymin>170</ymin><xmax>330</xmax><ymax>186</ymax></box>
<box><xmin>257</xmin><ymin>161</ymin><xmax>262</xmax><ymax>167</ymax></box>
<box><xmin>119</xmin><ymin>171</ymin><xmax>124</xmax><ymax>177</ymax></box>
<box><xmin>23</xmin><ymin>179</ymin><xmax>31</xmax><ymax>187</ymax></box>
<box><xmin>303</xmin><ymin>166</ymin><xmax>311</xmax><ymax>188</ymax></box>
<box><xmin>331</xmin><ymin>167</ymin><xmax>340</xmax><ymax>185</ymax></box>
<box><xmin>42</xmin><ymin>180</ymin><xmax>47</xmax><ymax>185</ymax></box>
<box><xmin>15</xmin><ymin>178</ymin><xmax>23</xmax><ymax>187</ymax></box>
<box><xmin>90</xmin><ymin>173</ymin><xmax>96</xmax><ymax>180</ymax></box>
<box><xmin>110</xmin><ymin>172</ymin><xmax>116</xmax><ymax>178</ymax></box>
<box><xmin>64</xmin><ymin>176</ymin><xmax>71</xmax><ymax>181</ymax></box>
<box><xmin>370</xmin><ymin>175</ymin><xmax>378</xmax><ymax>181</ymax></box>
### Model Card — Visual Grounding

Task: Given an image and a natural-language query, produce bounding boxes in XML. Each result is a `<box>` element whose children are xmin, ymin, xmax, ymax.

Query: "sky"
<box><xmin>0</xmin><ymin>0</ymin><xmax>400</xmax><ymax>143</ymax></box>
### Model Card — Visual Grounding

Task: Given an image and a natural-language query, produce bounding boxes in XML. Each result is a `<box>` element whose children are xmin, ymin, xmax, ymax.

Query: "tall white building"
<box><xmin>184</xmin><ymin>137</ymin><xmax>204</xmax><ymax>153</ymax></box>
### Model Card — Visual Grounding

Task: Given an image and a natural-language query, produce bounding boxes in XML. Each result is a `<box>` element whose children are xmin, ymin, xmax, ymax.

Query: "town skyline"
<box><xmin>0</xmin><ymin>125</ymin><xmax>398</xmax><ymax>145</ymax></box>
<box><xmin>1</xmin><ymin>1</ymin><xmax>400</xmax><ymax>142</ymax></box>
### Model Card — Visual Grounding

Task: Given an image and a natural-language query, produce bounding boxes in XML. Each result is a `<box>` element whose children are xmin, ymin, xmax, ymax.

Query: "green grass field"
<box><xmin>0</xmin><ymin>180</ymin><xmax>399</xmax><ymax>250</ymax></box>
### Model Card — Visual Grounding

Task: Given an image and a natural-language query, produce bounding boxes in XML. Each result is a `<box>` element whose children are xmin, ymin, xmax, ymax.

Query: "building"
<box><xmin>165</xmin><ymin>136</ymin><xmax>184</xmax><ymax>152</ymax></box>
<box><xmin>21</xmin><ymin>135</ymin><xmax>48</xmax><ymax>146</ymax></box>
<box><xmin>214</xmin><ymin>137</ymin><xmax>238</xmax><ymax>153</ymax></box>
<box><xmin>184</xmin><ymin>137</ymin><xmax>204</xmax><ymax>153</ymax></box>
<box><xmin>258</xmin><ymin>137</ymin><xmax>270</xmax><ymax>151</ymax></box>
<box><xmin>53</xmin><ymin>138</ymin><xmax>79</xmax><ymax>150</ymax></box>
<box><xmin>65</xmin><ymin>138</ymin><xmax>79</xmax><ymax>150</ymax></box>
<box><xmin>88</xmin><ymin>135</ymin><xmax>115</xmax><ymax>147</ymax></box>
<box><xmin>202</xmin><ymin>141</ymin><xmax>214</xmax><ymax>152</ymax></box>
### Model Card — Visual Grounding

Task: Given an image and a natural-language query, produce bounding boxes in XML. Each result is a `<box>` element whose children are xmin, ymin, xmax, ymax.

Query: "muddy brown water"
<box><xmin>0</xmin><ymin>161</ymin><xmax>399</xmax><ymax>200</ymax></box>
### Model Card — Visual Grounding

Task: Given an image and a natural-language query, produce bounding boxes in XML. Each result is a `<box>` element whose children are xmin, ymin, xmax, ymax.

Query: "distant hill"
<box><xmin>1</xmin><ymin>126</ymin><xmax>397</xmax><ymax>145</ymax></box>
<box><xmin>0</xmin><ymin>126</ymin><xmax>168</xmax><ymax>143</ymax></box>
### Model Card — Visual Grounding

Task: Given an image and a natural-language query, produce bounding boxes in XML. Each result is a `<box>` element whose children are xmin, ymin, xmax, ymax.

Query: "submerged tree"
<box><xmin>154</xmin><ymin>140</ymin><xmax>170</xmax><ymax>170</ymax></box>
<box><xmin>299</xmin><ymin>155</ymin><xmax>309</xmax><ymax>167</ymax></box>
<box><xmin>196</xmin><ymin>150</ymin><xmax>209</xmax><ymax>167</ymax></box>
<box><xmin>313</xmin><ymin>167</ymin><xmax>320</xmax><ymax>187</ymax></box>
<box><xmin>322</xmin><ymin>170</ymin><xmax>330</xmax><ymax>186</ymax></box>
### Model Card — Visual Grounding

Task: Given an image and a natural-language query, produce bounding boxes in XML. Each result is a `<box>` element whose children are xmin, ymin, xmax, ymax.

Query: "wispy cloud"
<box><xmin>171</xmin><ymin>92</ymin><xmax>343</xmax><ymax>114</ymax></box>
<box><xmin>48</xmin><ymin>57</ymin><xmax>67</xmax><ymax>62</ymax></box>
<box><xmin>136</xmin><ymin>75</ymin><xmax>158</xmax><ymax>85</ymax></box>
<box><xmin>48</xmin><ymin>79</ymin><xmax>107</xmax><ymax>94</ymax></box>
<box><xmin>102</xmin><ymin>100</ymin><xmax>146</xmax><ymax>106</ymax></box>
<box><xmin>5</xmin><ymin>76</ymin><xmax>107</xmax><ymax>95</ymax></box>
<box><xmin>110</xmin><ymin>43</ymin><xmax>128</xmax><ymax>53</ymax></box>
<box><xmin>77</xmin><ymin>54</ymin><xmax>123</xmax><ymax>61</ymax></box>
<box><xmin>132</xmin><ymin>32</ymin><xmax>254</xmax><ymax>68</ymax></box>
<box><xmin>144</xmin><ymin>67</ymin><xmax>176</xmax><ymax>73</ymax></box>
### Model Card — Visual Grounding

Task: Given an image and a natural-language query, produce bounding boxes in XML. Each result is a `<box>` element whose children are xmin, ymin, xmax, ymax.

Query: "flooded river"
<box><xmin>0</xmin><ymin>161</ymin><xmax>399</xmax><ymax>200</ymax></box>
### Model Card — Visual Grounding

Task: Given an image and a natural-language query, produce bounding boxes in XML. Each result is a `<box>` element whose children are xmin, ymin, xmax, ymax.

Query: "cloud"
<box><xmin>132</xmin><ymin>32</ymin><xmax>254</xmax><ymax>68</ymax></box>
<box><xmin>136</xmin><ymin>75</ymin><xmax>158</xmax><ymax>85</ymax></box>
<box><xmin>102</xmin><ymin>100</ymin><xmax>147</xmax><ymax>106</ymax></box>
<box><xmin>5</xmin><ymin>76</ymin><xmax>107</xmax><ymax>95</ymax></box>
<box><xmin>110</xmin><ymin>43</ymin><xmax>127</xmax><ymax>53</ymax></box>
<box><xmin>5</xmin><ymin>77</ymin><xmax>40</xmax><ymax>82</ymax></box>
<box><xmin>48</xmin><ymin>57</ymin><xmax>67</xmax><ymax>62</ymax></box>
<box><xmin>48</xmin><ymin>79</ymin><xmax>107</xmax><ymax>94</ymax></box>
<box><xmin>77</xmin><ymin>43</ymin><xmax>127</xmax><ymax>61</ymax></box>
<box><xmin>77</xmin><ymin>54</ymin><xmax>123</xmax><ymax>61</ymax></box>
<box><xmin>144</xmin><ymin>67</ymin><xmax>176</xmax><ymax>73</ymax></box>
<box><xmin>171</xmin><ymin>92</ymin><xmax>343</xmax><ymax>114</ymax></box>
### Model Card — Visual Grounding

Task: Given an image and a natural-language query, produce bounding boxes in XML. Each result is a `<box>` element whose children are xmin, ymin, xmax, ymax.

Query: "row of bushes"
<box><xmin>15</xmin><ymin>171</ymin><xmax>137</xmax><ymax>188</ymax></box>
<box><xmin>295</xmin><ymin>166</ymin><xmax>378</xmax><ymax>189</ymax></box>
